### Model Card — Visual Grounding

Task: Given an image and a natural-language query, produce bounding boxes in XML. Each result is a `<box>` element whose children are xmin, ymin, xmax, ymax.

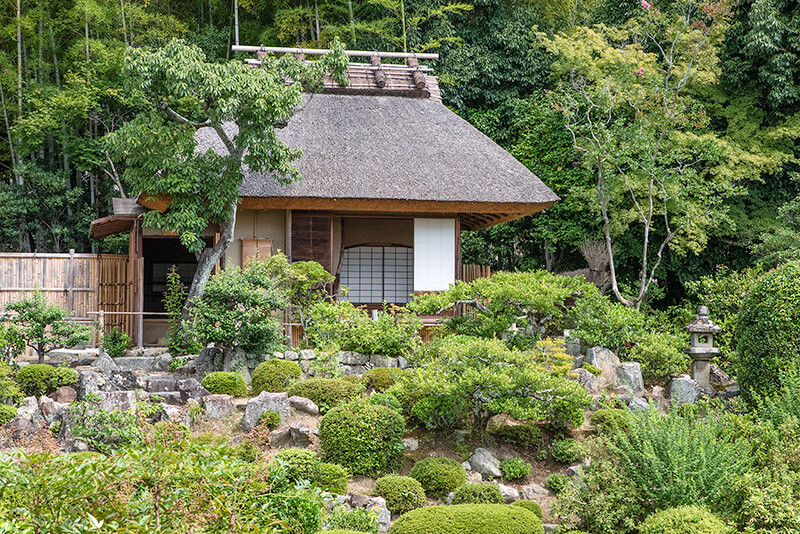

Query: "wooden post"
<box><xmin>67</xmin><ymin>249</ymin><xmax>75</xmax><ymax>312</ymax></box>
<box><xmin>371</xmin><ymin>54</ymin><xmax>386</xmax><ymax>88</ymax></box>
<box><xmin>98</xmin><ymin>309</ymin><xmax>105</xmax><ymax>355</ymax></box>
<box><xmin>137</xmin><ymin>257</ymin><xmax>144</xmax><ymax>349</ymax></box>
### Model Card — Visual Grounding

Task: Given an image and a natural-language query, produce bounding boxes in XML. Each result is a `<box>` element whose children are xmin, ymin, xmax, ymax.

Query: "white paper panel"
<box><xmin>414</xmin><ymin>218</ymin><xmax>455</xmax><ymax>292</ymax></box>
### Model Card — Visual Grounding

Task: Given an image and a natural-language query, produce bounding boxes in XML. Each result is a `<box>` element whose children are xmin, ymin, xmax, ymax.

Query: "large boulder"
<box><xmin>77</xmin><ymin>370</ymin><xmax>100</xmax><ymax>399</ymax></box>
<box><xmin>569</xmin><ymin>368</ymin><xmax>599</xmax><ymax>395</ymax></box>
<box><xmin>162</xmin><ymin>404</ymin><xmax>190</xmax><ymax>426</ymax></box>
<box><xmin>17</xmin><ymin>397</ymin><xmax>44</xmax><ymax>426</ymax></box>
<box><xmin>370</xmin><ymin>355</ymin><xmax>399</xmax><ymax>368</ymax></box>
<box><xmin>241</xmin><ymin>391</ymin><xmax>291</xmax><ymax>432</ymax></box>
<box><xmin>39</xmin><ymin>396</ymin><xmax>68</xmax><ymax>424</ymax></box>
<box><xmin>196</xmin><ymin>347</ymin><xmax>223</xmax><ymax>378</ymax></box>
<box><xmin>613</xmin><ymin>362</ymin><xmax>645</xmax><ymax>396</ymax></box>
<box><xmin>469</xmin><ymin>448</ymin><xmax>502</xmax><ymax>479</ymax></box>
<box><xmin>98</xmin><ymin>391</ymin><xmax>137</xmax><ymax>412</ymax></box>
<box><xmin>203</xmin><ymin>394</ymin><xmax>235</xmax><ymax>419</ymax></box>
<box><xmin>91</xmin><ymin>352</ymin><xmax>120</xmax><ymax>373</ymax></box>
<box><xmin>146</xmin><ymin>377</ymin><xmax>177</xmax><ymax>393</ymax></box>
<box><xmin>340</xmin><ymin>351</ymin><xmax>369</xmax><ymax>366</ymax></box>
<box><xmin>100</xmin><ymin>370</ymin><xmax>141</xmax><ymax>392</ymax></box>
<box><xmin>497</xmin><ymin>483</ymin><xmax>520</xmax><ymax>503</ymax></box>
<box><xmin>289</xmin><ymin>396</ymin><xmax>319</xmax><ymax>416</ymax></box>
<box><xmin>227</xmin><ymin>348</ymin><xmax>252</xmax><ymax>385</ymax></box>
<box><xmin>8</xmin><ymin>416</ymin><xmax>38</xmax><ymax>441</ymax></box>
<box><xmin>154</xmin><ymin>353</ymin><xmax>172</xmax><ymax>372</ymax></box>
<box><xmin>177</xmin><ymin>379</ymin><xmax>211</xmax><ymax>403</ymax></box>
<box><xmin>582</xmin><ymin>347</ymin><xmax>620</xmax><ymax>390</ymax></box>
<box><xmin>49</xmin><ymin>386</ymin><xmax>77</xmax><ymax>404</ymax></box>
<box><xmin>268</xmin><ymin>421</ymin><xmax>313</xmax><ymax>448</ymax></box>
<box><xmin>709</xmin><ymin>364</ymin><xmax>733</xmax><ymax>388</ymax></box>
<box><xmin>669</xmin><ymin>375</ymin><xmax>702</xmax><ymax>406</ymax></box>
<box><xmin>520</xmin><ymin>483</ymin><xmax>550</xmax><ymax>499</ymax></box>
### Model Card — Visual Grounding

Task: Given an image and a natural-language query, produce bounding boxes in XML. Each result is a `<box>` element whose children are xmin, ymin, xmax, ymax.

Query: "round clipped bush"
<box><xmin>451</xmin><ymin>483</ymin><xmax>504</xmax><ymax>505</ymax></box>
<box><xmin>500</xmin><ymin>458</ymin><xmax>531</xmax><ymax>481</ymax></box>
<box><xmin>321</xmin><ymin>531</ymin><xmax>368</xmax><ymax>534</ymax></box>
<box><xmin>251</xmin><ymin>359</ymin><xmax>301</xmax><ymax>394</ymax></box>
<box><xmin>201</xmin><ymin>372</ymin><xmax>248</xmax><ymax>396</ymax></box>
<box><xmin>0</xmin><ymin>404</ymin><xmax>17</xmax><ymax>425</ymax></box>
<box><xmin>639</xmin><ymin>505</ymin><xmax>731</xmax><ymax>534</ymax></box>
<box><xmin>489</xmin><ymin>422</ymin><xmax>543</xmax><ymax>449</ymax></box>
<box><xmin>319</xmin><ymin>402</ymin><xmax>405</xmax><ymax>476</ymax></box>
<box><xmin>736</xmin><ymin>261</ymin><xmax>800</xmax><ymax>402</ymax></box>
<box><xmin>590</xmin><ymin>408</ymin><xmax>630</xmax><ymax>433</ymax></box>
<box><xmin>409</xmin><ymin>457</ymin><xmax>466</xmax><ymax>500</ymax></box>
<box><xmin>52</xmin><ymin>367</ymin><xmax>78</xmax><ymax>388</ymax></box>
<box><xmin>388</xmin><ymin>504</ymin><xmax>544</xmax><ymax>534</ymax></box>
<box><xmin>375</xmin><ymin>475</ymin><xmax>426</xmax><ymax>515</ymax></box>
<box><xmin>363</xmin><ymin>368</ymin><xmax>397</xmax><ymax>392</ymax></box>
<box><xmin>274</xmin><ymin>448</ymin><xmax>319</xmax><ymax>481</ymax></box>
<box><xmin>313</xmin><ymin>462</ymin><xmax>349</xmax><ymax>494</ymax></box>
<box><xmin>512</xmin><ymin>500</ymin><xmax>542</xmax><ymax>520</ymax></box>
<box><xmin>15</xmin><ymin>364</ymin><xmax>56</xmax><ymax>396</ymax></box>
<box><xmin>288</xmin><ymin>378</ymin><xmax>359</xmax><ymax>412</ymax></box>
<box><xmin>366</xmin><ymin>392</ymin><xmax>402</xmax><ymax>412</ymax></box>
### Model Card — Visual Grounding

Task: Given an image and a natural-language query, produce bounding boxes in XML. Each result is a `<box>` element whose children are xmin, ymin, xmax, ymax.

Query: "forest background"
<box><xmin>0</xmin><ymin>0</ymin><xmax>797</xmax><ymax>309</ymax></box>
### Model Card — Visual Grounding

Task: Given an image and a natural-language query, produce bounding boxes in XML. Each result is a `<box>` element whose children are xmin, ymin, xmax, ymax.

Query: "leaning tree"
<box><xmin>106</xmin><ymin>39</ymin><xmax>348</xmax><ymax>304</ymax></box>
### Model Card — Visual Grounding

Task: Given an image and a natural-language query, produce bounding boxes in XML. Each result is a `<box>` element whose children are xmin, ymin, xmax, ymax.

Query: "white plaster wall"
<box><xmin>413</xmin><ymin>218</ymin><xmax>456</xmax><ymax>292</ymax></box>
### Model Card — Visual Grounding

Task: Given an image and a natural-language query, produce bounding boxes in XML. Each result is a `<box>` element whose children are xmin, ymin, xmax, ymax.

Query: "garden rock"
<box><xmin>627</xmin><ymin>396</ymin><xmax>650</xmax><ymax>412</ymax></box>
<box><xmin>709</xmin><ymin>364</ymin><xmax>733</xmax><ymax>388</ymax></box>
<box><xmin>268</xmin><ymin>422</ymin><xmax>313</xmax><ymax>448</ymax></box>
<box><xmin>176</xmin><ymin>379</ymin><xmax>210</xmax><ymax>403</ymax></box>
<box><xmin>91</xmin><ymin>352</ymin><xmax>120</xmax><ymax>373</ymax></box>
<box><xmin>112</xmin><ymin>357</ymin><xmax>157</xmax><ymax>371</ymax></box>
<box><xmin>339</xmin><ymin>351</ymin><xmax>369</xmax><ymax>365</ymax></box>
<box><xmin>77</xmin><ymin>370</ymin><xmax>100</xmax><ymax>399</ymax></box>
<box><xmin>466</xmin><ymin>471</ymin><xmax>482</xmax><ymax>483</ymax></box>
<box><xmin>669</xmin><ymin>375</ymin><xmax>702</xmax><ymax>405</ymax></box>
<box><xmin>583</xmin><ymin>347</ymin><xmax>620</xmax><ymax>389</ymax></box>
<box><xmin>152</xmin><ymin>392</ymin><xmax>182</xmax><ymax>406</ymax></box>
<box><xmin>721</xmin><ymin>383</ymin><xmax>741</xmax><ymax>399</ymax></box>
<box><xmin>486</xmin><ymin>413</ymin><xmax>525</xmax><ymax>434</ymax></box>
<box><xmin>203</xmin><ymin>394</ymin><xmax>234</xmax><ymax>419</ymax></box>
<box><xmin>99</xmin><ymin>391</ymin><xmax>137</xmax><ymax>412</ymax></box>
<box><xmin>162</xmin><ymin>405</ymin><xmax>189</xmax><ymax>426</ymax></box>
<box><xmin>569</xmin><ymin>368</ymin><xmax>599</xmax><ymax>395</ymax></box>
<box><xmin>283</xmin><ymin>351</ymin><xmax>299</xmax><ymax>361</ymax></box>
<box><xmin>289</xmin><ymin>395</ymin><xmax>319</xmax><ymax>415</ymax></box>
<box><xmin>299</xmin><ymin>349</ymin><xmax>316</xmax><ymax>360</ymax></box>
<box><xmin>614</xmin><ymin>362</ymin><xmax>645</xmax><ymax>396</ymax></box>
<box><xmin>469</xmin><ymin>447</ymin><xmax>502</xmax><ymax>478</ymax></box>
<box><xmin>567</xmin><ymin>464</ymin><xmax>583</xmax><ymax>478</ymax></box>
<box><xmin>49</xmin><ymin>386</ymin><xmax>77</xmax><ymax>404</ymax></box>
<box><xmin>39</xmin><ymin>396</ymin><xmax>67</xmax><ymax>424</ymax></box>
<box><xmin>174</xmin><ymin>359</ymin><xmax>197</xmax><ymax>375</ymax></box>
<box><xmin>445</xmin><ymin>492</ymin><xmax>455</xmax><ymax>505</ymax></box>
<box><xmin>341</xmin><ymin>365</ymin><xmax>367</xmax><ymax>376</ymax></box>
<box><xmin>520</xmin><ymin>483</ymin><xmax>550</xmax><ymax>499</ymax></box>
<box><xmin>18</xmin><ymin>397</ymin><xmax>44</xmax><ymax>426</ymax></box>
<box><xmin>146</xmin><ymin>377</ymin><xmax>177</xmax><ymax>393</ymax></box>
<box><xmin>154</xmin><ymin>353</ymin><xmax>172</xmax><ymax>372</ymax></box>
<box><xmin>227</xmin><ymin>349</ymin><xmax>252</xmax><ymax>385</ymax></box>
<box><xmin>196</xmin><ymin>347</ymin><xmax>222</xmax><ymax>378</ymax></box>
<box><xmin>241</xmin><ymin>391</ymin><xmax>291</xmax><ymax>432</ymax></box>
<box><xmin>397</xmin><ymin>356</ymin><xmax>409</xmax><ymax>369</ymax></box>
<box><xmin>100</xmin><ymin>370</ymin><xmax>141</xmax><ymax>392</ymax></box>
<box><xmin>498</xmin><ymin>483</ymin><xmax>519</xmax><ymax>503</ymax></box>
<box><xmin>370</xmin><ymin>354</ymin><xmax>399</xmax><ymax>368</ymax></box>
<box><xmin>403</xmin><ymin>437</ymin><xmax>419</xmax><ymax>452</ymax></box>
<box><xmin>543</xmin><ymin>524</ymin><xmax>560</xmax><ymax>533</ymax></box>
<box><xmin>8</xmin><ymin>416</ymin><xmax>38</xmax><ymax>441</ymax></box>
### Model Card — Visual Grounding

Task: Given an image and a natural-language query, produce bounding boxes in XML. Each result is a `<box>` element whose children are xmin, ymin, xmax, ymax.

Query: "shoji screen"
<box><xmin>413</xmin><ymin>218</ymin><xmax>455</xmax><ymax>292</ymax></box>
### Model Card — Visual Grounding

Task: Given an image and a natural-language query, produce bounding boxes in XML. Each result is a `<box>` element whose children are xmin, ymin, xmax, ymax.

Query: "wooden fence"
<box><xmin>461</xmin><ymin>264</ymin><xmax>491</xmax><ymax>283</ymax></box>
<box><xmin>0</xmin><ymin>251</ymin><xmax>130</xmax><ymax>335</ymax></box>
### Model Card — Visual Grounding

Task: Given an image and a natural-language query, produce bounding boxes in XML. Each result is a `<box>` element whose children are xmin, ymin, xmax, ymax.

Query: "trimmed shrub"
<box><xmin>0</xmin><ymin>362</ymin><xmax>22</xmax><ymax>403</ymax></box>
<box><xmin>546</xmin><ymin>473</ymin><xmax>571</xmax><ymax>494</ymax></box>
<box><xmin>0</xmin><ymin>404</ymin><xmax>17</xmax><ymax>425</ymax></box>
<box><xmin>15</xmin><ymin>364</ymin><xmax>76</xmax><ymax>396</ymax></box>
<box><xmin>258</xmin><ymin>410</ymin><xmax>281</xmax><ymax>430</ymax></box>
<box><xmin>590</xmin><ymin>408</ymin><xmax>630</xmax><ymax>434</ymax></box>
<box><xmin>322</xmin><ymin>531</ymin><xmax>372</xmax><ymax>534</ymax></box>
<box><xmin>375</xmin><ymin>475</ymin><xmax>426</xmax><ymax>515</ymax></box>
<box><xmin>201</xmin><ymin>372</ymin><xmax>247</xmax><ymax>396</ymax></box>
<box><xmin>251</xmin><ymin>359</ymin><xmax>301</xmax><ymax>394</ymax></box>
<box><xmin>103</xmin><ymin>326</ymin><xmax>131</xmax><ymax>359</ymax></box>
<box><xmin>314</xmin><ymin>462</ymin><xmax>349</xmax><ymax>494</ymax></box>
<box><xmin>489</xmin><ymin>422</ymin><xmax>543</xmax><ymax>449</ymax></box>
<box><xmin>409</xmin><ymin>457</ymin><xmax>467</xmax><ymax>500</ymax></box>
<box><xmin>366</xmin><ymin>392</ymin><xmax>402</xmax><ymax>412</ymax></box>
<box><xmin>363</xmin><ymin>368</ymin><xmax>398</xmax><ymax>392</ymax></box>
<box><xmin>736</xmin><ymin>261</ymin><xmax>800</xmax><ymax>402</ymax></box>
<box><xmin>288</xmin><ymin>378</ymin><xmax>359</xmax><ymax>413</ymax></box>
<box><xmin>324</xmin><ymin>507</ymin><xmax>379</xmax><ymax>534</ymax></box>
<box><xmin>274</xmin><ymin>448</ymin><xmax>319</xmax><ymax>482</ymax></box>
<box><xmin>549</xmin><ymin>438</ymin><xmax>582</xmax><ymax>464</ymax></box>
<box><xmin>451</xmin><ymin>483</ymin><xmax>504</xmax><ymax>505</ymax></box>
<box><xmin>388</xmin><ymin>504</ymin><xmax>544</xmax><ymax>534</ymax></box>
<box><xmin>639</xmin><ymin>505</ymin><xmax>732</xmax><ymax>534</ymax></box>
<box><xmin>319</xmin><ymin>403</ymin><xmax>405</xmax><ymax>476</ymax></box>
<box><xmin>341</xmin><ymin>375</ymin><xmax>362</xmax><ymax>385</ymax></box>
<box><xmin>628</xmin><ymin>332</ymin><xmax>688</xmax><ymax>385</ymax></box>
<box><xmin>512</xmin><ymin>500</ymin><xmax>542</xmax><ymax>519</ymax></box>
<box><xmin>500</xmin><ymin>458</ymin><xmax>531</xmax><ymax>481</ymax></box>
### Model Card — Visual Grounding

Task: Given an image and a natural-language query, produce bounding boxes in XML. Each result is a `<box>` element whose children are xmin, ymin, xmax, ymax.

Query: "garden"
<box><xmin>0</xmin><ymin>254</ymin><xmax>799</xmax><ymax>534</ymax></box>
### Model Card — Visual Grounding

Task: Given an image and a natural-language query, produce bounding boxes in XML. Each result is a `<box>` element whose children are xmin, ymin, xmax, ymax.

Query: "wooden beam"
<box><xmin>232</xmin><ymin>45</ymin><xmax>438</xmax><ymax>60</ymax></box>
<box><xmin>136</xmin><ymin>192</ymin><xmax>171</xmax><ymax>212</ymax></box>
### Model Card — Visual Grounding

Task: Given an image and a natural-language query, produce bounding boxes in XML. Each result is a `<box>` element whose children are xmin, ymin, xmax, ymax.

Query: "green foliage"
<box><xmin>500</xmin><ymin>458</ymin><xmax>531</xmax><ymax>481</ymax></box>
<box><xmin>489</xmin><ymin>422</ymin><xmax>542</xmax><ymax>449</ymax></box>
<box><xmin>388</xmin><ymin>504</ymin><xmax>544</xmax><ymax>534</ymax></box>
<box><xmin>375</xmin><ymin>475</ymin><xmax>426</xmax><ymax>515</ymax></box>
<box><xmin>395</xmin><ymin>336</ymin><xmax>590</xmax><ymax>433</ymax></box>
<box><xmin>451</xmin><ymin>483</ymin><xmax>504</xmax><ymax>505</ymax></box>
<box><xmin>307</xmin><ymin>301</ymin><xmax>422</xmax><ymax>358</ymax></box>
<box><xmin>0</xmin><ymin>362</ymin><xmax>23</xmax><ymax>402</ymax></box>
<box><xmin>639</xmin><ymin>506</ymin><xmax>732</xmax><ymax>534</ymax></box>
<box><xmin>325</xmin><ymin>507</ymin><xmax>379</xmax><ymax>534</ymax></box>
<box><xmin>363</xmin><ymin>367</ymin><xmax>398</xmax><ymax>392</ymax></box>
<box><xmin>410</xmin><ymin>271</ymin><xmax>600</xmax><ymax>348</ymax></box>
<box><xmin>319</xmin><ymin>402</ymin><xmax>405</xmax><ymax>476</ymax></box>
<box><xmin>0</xmin><ymin>325</ymin><xmax>23</xmax><ymax>364</ymax></box>
<box><xmin>546</xmin><ymin>473</ymin><xmax>572</xmax><ymax>494</ymax></box>
<box><xmin>252</xmin><ymin>359</ymin><xmax>302</xmax><ymax>394</ymax></box>
<box><xmin>163</xmin><ymin>266</ymin><xmax>201</xmax><ymax>356</ymax></box>
<box><xmin>313</xmin><ymin>462</ymin><xmax>349</xmax><ymax>495</ymax></box>
<box><xmin>288</xmin><ymin>378</ymin><xmax>359</xmax><ymax>413</ymax></box>
<box><xmin>201</xmin><ymin>372</ymin><xmax>248</xmax><ymax>397</ymax></box>
<box><xmin>274</xmin><ymin>448</ymin><xmax>320</xmax><ymax>482</ymax></box>
<box><xmin>191</xmin><ymin>260</ymin><xmax>287</xmax><ymax>355</ymax></box>
<box><xmin>15</xmin><ymin>364</ymin><xmax>75</xmax><ymax>397</ymax></box>
<box><xmin>549</xmin><ymin>438</ymin><xmax>583</xmax><ymax>464</ymax></box>
<box><xmin>408</xmin><ymin>457</ymin><xmax>467</xmax><ymax>500</ymax></box>
<box><xmin>67</xmin><ymin>394</ymin><xmax>141</xmax><ymax>453</ymax></box>
<box><xmin>581</xmin><ymin>363</ymin><xmax>601</xmax><ymax>376</ymax></box>
<box><xmin>0</xmin><ymin>405</ymin><xmax>17</xmax><ymax>425</ymax></box>
<box><xmin>4</xmin><ymin>292</ymin><xmax>91</xmax><ymax>364</ymax></box>
<box><xmin>513</xmin><ymin>500</ymin><xmax>543</xmax><ymax>520</ymax></box>
<box><xmin>628</xmin><ymin>332</ymin><xmax>688</xmax><ymax>385</ymax></box>
<box><xmin>735</xmin><ymin>261</ymin><xmax>800</xmax><ymax>402</ymax></box>
<box><xmin>590</xmin><ymin>409</ymin><xmax>631</xmax><ymax>434</ymax></box>
<box><xmin>572</xmin><ymin>296</ymin><xmax>649</xmax><ymax>355</ymax></box>
<box><xmin>366</xmin><ymin>391</ymin><xmax>402</xmax><ymax>412</ymax></box>
<box><xmin>102</xmin><ymin>326</ymin><xmax>131</xmax><ymax>359</ymax></box>
<box><xmin>258</xmin><ymin>410</ymin><xmax>281</xmax><ymax>431</ymax></box>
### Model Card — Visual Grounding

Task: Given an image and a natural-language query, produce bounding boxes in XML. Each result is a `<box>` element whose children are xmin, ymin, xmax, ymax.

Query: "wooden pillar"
<box><xmin>67</xmin><ymin>249</ymin><xmax>75</xmax><ymax>312</ymax></box>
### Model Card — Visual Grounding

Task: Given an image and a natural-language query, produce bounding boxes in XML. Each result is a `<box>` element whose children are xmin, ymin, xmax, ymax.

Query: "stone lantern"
<box><xmin>685</xmin><ymin>305</ymin><xmax>721</xmax><ymax>388</ymax></box>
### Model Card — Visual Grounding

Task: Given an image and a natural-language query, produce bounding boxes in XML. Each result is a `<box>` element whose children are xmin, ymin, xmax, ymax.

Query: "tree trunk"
<box><xmin>183</xmin><ymin>204</ymin><xmax>237</xmax><ymax>312</ymax></box>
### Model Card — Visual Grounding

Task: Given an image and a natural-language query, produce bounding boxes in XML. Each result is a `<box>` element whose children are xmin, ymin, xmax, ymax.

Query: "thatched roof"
<box><xmin>194</xmin><ymin>92</ymin><xmax>558</xmax><ymax>228</ymax></box>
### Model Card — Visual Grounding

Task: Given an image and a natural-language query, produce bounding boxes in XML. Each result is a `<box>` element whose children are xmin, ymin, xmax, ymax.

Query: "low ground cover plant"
<box><xmin>201</xmin><ymin>371</ymin><xmax>248</xmax><ymax>396</ymax></box>
<box><xmin>450</xmin><ymin>483</ymin><xmax>504</xmax><ymax>504</ymax></box>
<box><xmin>500</xmin><ymin>457</ymin><xmax>531</xmax><ymax>481</ymax></box>
<box><xmin>408</xmin><ymin>457</ymin><xmax>466</xmax><ymax>500</ymax></box>
<box><xmin>388</xmin><ymin>504</ymin><xmax>544</xmax><ymax>534</ymax></box>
